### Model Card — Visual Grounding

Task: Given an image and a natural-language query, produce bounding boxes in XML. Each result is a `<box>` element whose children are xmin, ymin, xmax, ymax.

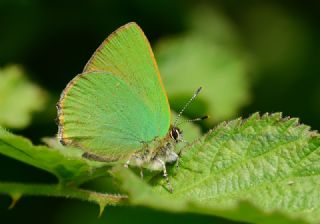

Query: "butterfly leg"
<box><xmin>124</xmin><ymin>159</ymin><xmax>130</xmax><ymax>168</ymax></box>
<box><xmin>175</xmin><ymin>147</ymin><xmax>184</xmax><ymax>168</ymax></box>
<box><xmin>156</xmin><ymin>158</ymin><xmax>173</xmax><ymax>193</ymax></box>
<box><xmin>124</xmin><ymin>154</ymin><xmax>145</xmax><ymax>179</ymax></box>
<box><xmin>124</xmin><ymin>153</ymin><xmax>138</xmax><ymax>168</ymax></box>
<box><xmin>175</xmin><ymin>156</ymin><xmax>180</xmax><ymax>168</ymax></box>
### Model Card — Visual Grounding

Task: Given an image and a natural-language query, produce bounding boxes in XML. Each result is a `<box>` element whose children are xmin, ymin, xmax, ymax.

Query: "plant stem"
<box><xmin>0</xmin><ymin>182</ymin><xmax>128</xmax><ymax>208</ymax></box>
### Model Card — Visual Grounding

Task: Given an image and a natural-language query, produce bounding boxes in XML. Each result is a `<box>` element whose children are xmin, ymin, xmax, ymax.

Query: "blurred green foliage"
<box><xmin>0</xmin><ymin>66</ymin><xmax>47</xmax><ymax>129</ymax></box>
<box><xmin>0</xmin><ymin>0</ymin><xmax>319</xmax><ymax>224</ymax></box>
<box><xmin>157</xmin><ymin>6</ymin><xmax>250</xmax><ymax>124</ymax></box>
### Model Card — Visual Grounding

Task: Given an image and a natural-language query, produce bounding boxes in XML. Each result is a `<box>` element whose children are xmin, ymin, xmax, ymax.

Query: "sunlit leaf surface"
<box><xmin>115</xmin><ymin>113</ymin><xmax>320</xmax><ymax>224</ymax></box>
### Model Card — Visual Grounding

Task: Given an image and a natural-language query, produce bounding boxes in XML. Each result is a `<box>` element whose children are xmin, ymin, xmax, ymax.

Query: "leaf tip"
<box><xmin>8</xmin><ymin>193</ymin><xmax>22</xmax><ymax>210</ymax></box>
<box><xmin>98</xmin><ymin>202</ymin><xmax>107</xmax><ymax>218</ymax></box>
<box><xmin>269</xmin><ymin>112</ymin><xmax>282</xmax><ymax>120</ymax></box>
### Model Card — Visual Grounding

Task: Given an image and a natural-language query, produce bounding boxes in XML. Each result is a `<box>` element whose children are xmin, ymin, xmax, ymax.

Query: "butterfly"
<box><xmin>56</xmin><ymin>22</ymin><xmax>204</xmax><ymax>191</ymax></box>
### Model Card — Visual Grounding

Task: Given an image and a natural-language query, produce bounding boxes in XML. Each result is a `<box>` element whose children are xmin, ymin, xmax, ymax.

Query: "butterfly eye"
<box><xmin>170</xmin><ymin>127</ymin><xmax>182</xmax><ymax>142</ymax></box>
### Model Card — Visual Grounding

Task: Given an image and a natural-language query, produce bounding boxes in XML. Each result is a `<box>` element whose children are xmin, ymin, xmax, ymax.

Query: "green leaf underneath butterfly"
<box><xmin>1</xmin><ymin>112</ymin><xmax>319</xmax><ymax>223</ymax></box>
<box><xmin>113</xmin><ymin>113</ymin><xmax>320</xmax><ymax>224</ymax></box>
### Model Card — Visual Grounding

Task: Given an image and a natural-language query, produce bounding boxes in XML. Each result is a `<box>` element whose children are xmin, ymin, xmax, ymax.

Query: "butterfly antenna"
<box><xmin>173</xmin><ymin>87</ymin><xmax>202</xmax><ymax>127</ymax></box>
<box><xmin>177</xmin><ymin>115</ymin><xmax>209</xmax><ymax>126</ymax></box>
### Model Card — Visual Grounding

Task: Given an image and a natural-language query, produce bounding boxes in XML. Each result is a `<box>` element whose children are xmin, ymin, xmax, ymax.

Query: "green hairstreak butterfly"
<box><xmin>57</xmin><ymin>22</ymin><xmax>203</xmax><ymax>191</ymax></box>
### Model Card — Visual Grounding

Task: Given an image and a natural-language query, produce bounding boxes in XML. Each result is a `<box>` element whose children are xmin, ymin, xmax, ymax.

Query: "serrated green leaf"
<box><xmin>0</xmin><ymin>127</ymin><xmax>108</xmax><ymax>185</ymax></box>
<box><xmin>156</xmin><ymin>7</ymin><xmax>251</xmax><ymax>123</ymax></box>
<box><xmin>114</xmin><ymin>113</ymin><xmax>320</xmax><ymax>224</ymax></box>
<box><xmin>0</xmin><ymin>65</ymin><xmax>47</xmax><ymax>129</ymax></box>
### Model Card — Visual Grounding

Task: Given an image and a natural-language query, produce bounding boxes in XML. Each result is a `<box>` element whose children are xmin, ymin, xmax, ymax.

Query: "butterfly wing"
<box><xmin>58</xmin><ymin>22</ymin><xmax>170</xmax><ymax>159</ymax></box>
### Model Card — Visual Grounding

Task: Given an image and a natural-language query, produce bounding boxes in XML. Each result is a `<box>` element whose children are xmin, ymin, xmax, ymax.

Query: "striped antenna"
<box><xmin>173</xmin><ymin>87</ymin><xmax>202</xmax><ymax>127</ymax></box>
<box><xmin>176</xmin><ymin>115</ymin><xmax>209</xmax><ymax>126</ymax></box>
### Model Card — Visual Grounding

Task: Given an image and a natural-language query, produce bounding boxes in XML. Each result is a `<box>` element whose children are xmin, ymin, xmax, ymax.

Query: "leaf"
<box><xmin>0</xmin><ymin>127</ymin><xmax>108</xmax><ymax>185</ymax></box>
<box><xmin>114</xmin><ymin>113</ymin><xmax>320</xmax><ymax>224</ymax></box>
<box><xmin>156</xmin><ymin>7</ymin><xmax>251</xmax><ymax>124</ymax></box>
<box><xmin>0</xmin><ymin>65</ymin><xmax>47</xmax><ymax>129</ymax></box>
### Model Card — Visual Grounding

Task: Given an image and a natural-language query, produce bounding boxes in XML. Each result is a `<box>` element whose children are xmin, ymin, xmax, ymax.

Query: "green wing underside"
<box><xmin>83</xmin><ymin>23</ymin><xmax>170</xmax><ymax>124</ymax></box>
<box><xmin>61</xmin><ymin>71</ymin><xmax>168</xmax><ymax>157</ymax></box>
<box><xmin>59</xmin><ymin>23</ymin><xmax>170</xmax><ymax>159</ymax></box>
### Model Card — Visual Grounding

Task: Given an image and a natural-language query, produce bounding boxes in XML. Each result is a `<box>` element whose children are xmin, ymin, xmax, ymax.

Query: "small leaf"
<box><xmin>0</xmin><ymin>65</ymin><xmax>47</xmax><ymax>129</ymax></box>
<box><xmin>114</xmin><ymin>113</ymin><xmax>320</xmax><ymax>224</ymax></box>
<box><xmin>0</xmin><ymin>127</ymin><xmax>108</xmax><ymax>185</ymax></box>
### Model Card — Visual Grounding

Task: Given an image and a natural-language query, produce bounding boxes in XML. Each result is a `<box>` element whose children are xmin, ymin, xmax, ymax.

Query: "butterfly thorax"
<box><xmin>127</xmin><ymin>126</ymin><xmax>183</xmax><ymax>171</ymax></box>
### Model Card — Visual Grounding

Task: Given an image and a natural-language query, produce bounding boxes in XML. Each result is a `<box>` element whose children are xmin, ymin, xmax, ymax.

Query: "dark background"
<box><xmin>0</xmin><ymin>0</ymin><xmax>319</xmax><ymax>223</ymax></box>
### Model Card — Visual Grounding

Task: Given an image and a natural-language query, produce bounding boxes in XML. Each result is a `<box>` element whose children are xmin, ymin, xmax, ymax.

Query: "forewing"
<box><xmin>84</xmin><ymin>22</ymin><xmax>170</xmax><ymax>136</ymax></box>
